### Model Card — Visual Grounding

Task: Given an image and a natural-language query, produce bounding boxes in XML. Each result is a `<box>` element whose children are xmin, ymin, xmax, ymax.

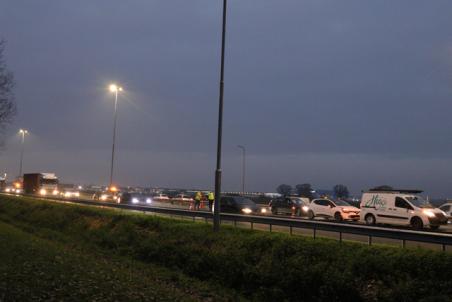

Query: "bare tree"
<box><xmin>333</xmin><ymin>184</ymin><xmax>349</xmax><ymax>199</ymax></box>
<box><xmin>295</xmin><ymin>183</ymin><xmax>314</xmax><ymax>199</ymax></box>
<box><xmin>0</xmin><ymin>39</ymin><xmax>16</xmax><ymax>141</ymax></box>
<box><xmin>276</xmin><ymin>184</ymin><xmax>292</xmax><ymax>196</ymax></box>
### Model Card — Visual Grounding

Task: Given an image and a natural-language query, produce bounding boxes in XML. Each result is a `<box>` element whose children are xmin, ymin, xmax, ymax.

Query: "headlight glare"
<box><xmin>242</xmin><ymin>208</ymin><xmax>252</xmax><ymax>214</ymax></box>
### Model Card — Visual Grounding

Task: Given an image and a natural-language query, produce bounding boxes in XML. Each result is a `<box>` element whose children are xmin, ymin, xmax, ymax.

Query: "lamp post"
<box><xmin>213</xmin><ymin>0</ymin><xmax>228</xmax><ymax>232</ymax></box>
<box><xmin>237</xmin><ymin>145</ymin><xmax>246</xmax><ymax>194</ymax></box>
<box><xmin>108</xmin><ymin>84</ymin><xmax>123</xmax><ymax>188</ymax></box>
<box><xmin>18</xmin><ymin>129</ymin><xmax>28</xmax><ymax>178</ymax></box>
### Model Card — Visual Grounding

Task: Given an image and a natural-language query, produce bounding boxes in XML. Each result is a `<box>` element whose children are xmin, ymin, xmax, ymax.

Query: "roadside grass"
<box><xmin>0</xmin><ymin>221</ymin><xmax>241</xmax><ymax>301</ymax></box>
<box><xmin>1</xmin><ymin>195</ymin><xmax>452</xmax><ymax>301</ymax></box>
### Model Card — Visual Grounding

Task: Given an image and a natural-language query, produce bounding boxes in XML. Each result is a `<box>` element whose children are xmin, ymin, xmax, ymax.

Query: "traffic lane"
<box><xmin>59</xmin><ymin>195</ymin><xmax>452</xmax><ymax>234</ymax></box>
<box><xmin>7</xmin><ymin>194</ymin><xmax>450</xmax><ymax>251</ymax></box>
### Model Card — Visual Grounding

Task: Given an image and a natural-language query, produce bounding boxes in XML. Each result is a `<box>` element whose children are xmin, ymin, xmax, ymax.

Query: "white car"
<box><xmin>153</xmin><ymin>194</ymin><xmax>170</xmax><ymax>202</ymax></box>
<box><xmin>308</xmin><ymin>198</ymin><xmax>360</xmax><ymax>221</ymax></box>
<box><xmin>360</xmin><ymin>189</ymin><xmax>448</xmax><ymax>230</ymax></box>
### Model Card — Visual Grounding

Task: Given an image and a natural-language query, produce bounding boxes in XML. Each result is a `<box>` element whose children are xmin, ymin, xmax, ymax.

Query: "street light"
<box><xmin>18</xmin><ymin>129</ymin><xmax>28</xmax><ymax>178</ymax></box>
<box><xmin>213</xmin><ymin>0</ymin><xmax>228</xmax><ymax>232</ymax></box>
<box><xmin>237</xmin><ymin>145</ymin><xmax>246</xmax><ymax>194</ymax></box>
<box><xmin>108</xmin><ymin>83</ymin><xmax>123</xmax><ymax>188</ymax></box>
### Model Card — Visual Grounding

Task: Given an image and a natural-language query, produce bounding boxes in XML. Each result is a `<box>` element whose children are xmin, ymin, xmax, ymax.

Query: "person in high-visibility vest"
<box><xmin>194</xmin><ymin>191</ymin><xmax>202</xmax><ymax>211</ymax></box>
<box><xmin>207</xmin><ymin>192</ymin><xmax>214</xmax><ymax>211</ymax></box>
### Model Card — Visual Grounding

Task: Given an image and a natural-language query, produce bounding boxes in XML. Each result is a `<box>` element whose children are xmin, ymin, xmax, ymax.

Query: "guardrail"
<box><xmin>3</xmin><ymin>193</ymin><xmax>452</xmax><ymax>251</ymax></box>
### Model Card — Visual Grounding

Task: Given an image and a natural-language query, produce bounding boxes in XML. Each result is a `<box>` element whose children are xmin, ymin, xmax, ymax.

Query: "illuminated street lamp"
<box><xmin>18</xmin><ymin>129</ymin><xmax>28</xmax><ymax>178</ymax></box>
<box><xmin>108</xmin><ymin>83</ymin><xmax>123</xmax><ymax>187</ymax></box>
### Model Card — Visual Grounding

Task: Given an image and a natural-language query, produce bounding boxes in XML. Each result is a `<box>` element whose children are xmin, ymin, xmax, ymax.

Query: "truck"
<box><xmin>23</xmin><ymin>173</ymin><xmax>59</xmax><ymax>196</ymax></box>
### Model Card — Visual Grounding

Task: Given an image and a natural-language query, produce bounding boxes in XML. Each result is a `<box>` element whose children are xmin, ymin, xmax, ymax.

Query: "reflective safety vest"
<box><xmin>195</xmin><ymin>192</ymin><xmax>202</xmax><ymax>201</ymax></box>
<box><xmin>208</xmin><ymin>192</ymin><xmax>214</xmax><ymax>201</ymax></box>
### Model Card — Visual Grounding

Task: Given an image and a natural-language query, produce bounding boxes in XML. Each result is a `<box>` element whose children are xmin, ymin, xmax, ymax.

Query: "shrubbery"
<box><xmin>1</xmin><ymin>195</ymin><xmax>451</xmax><ymax>301</ymax></box>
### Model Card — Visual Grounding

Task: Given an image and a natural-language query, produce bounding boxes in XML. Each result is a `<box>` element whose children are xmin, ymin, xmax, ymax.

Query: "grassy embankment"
<box><xmin>0</xmin><ymin>195</ymin><xmax>451</xmax><ymax>301</ymax></box>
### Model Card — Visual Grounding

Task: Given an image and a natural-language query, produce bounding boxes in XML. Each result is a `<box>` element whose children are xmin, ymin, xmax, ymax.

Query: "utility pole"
<box><xmin>214</xmin><ymin>0</ymin><xmax>228</xmax><ymax>232</ymax></box>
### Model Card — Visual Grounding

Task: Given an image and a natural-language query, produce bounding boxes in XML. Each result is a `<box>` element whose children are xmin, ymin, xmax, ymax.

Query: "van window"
<box><xmin>395</xmin><ymin>197</ymin><xmax>412</xmax><ymax>209</ymax></box>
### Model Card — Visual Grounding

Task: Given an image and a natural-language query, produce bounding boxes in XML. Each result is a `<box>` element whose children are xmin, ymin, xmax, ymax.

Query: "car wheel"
<box><xmin>308</xmin><ymin>210</ymin><xmax>315</xmax><ymax>220</ymax></box>
<box><xmin>334</xmin><ymin>212</ymin><xmax>343</xmax><ymax>222</ymax></box>
<box><xmin>411</xmin><ymin>217</ymin><xmax>423</xmax><ymax>230</ymax></box>
<box><xmin>271</xmin><ymin>207</ymin><xmax>278</xmax><ymax>215</ymax></box>
<box><xmin>430</xmin><ymin>225</ymin><xmax>440</xmax><ymax>231</ymax></box>
<box><xmin>365</xmin><ymin>214</ymin><xmax>376</xmax><ymax>225</ymax></box>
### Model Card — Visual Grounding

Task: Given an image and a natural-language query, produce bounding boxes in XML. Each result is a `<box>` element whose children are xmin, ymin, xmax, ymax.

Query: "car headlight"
<box><xmin>74</xmin><ymin>192</ymin><xmax>80</xmax><ymax>197</ymax></box>
<box><xmin>40</xmin><ymin>189</ymin><xmax>47</xmax><ymax>195</ymax></box>
<box><xmin>132</xmin><ymin>198</ymin><xmax>139</xmax><ymax>204</ymax></box>
<box><xmin>146</xmin><ymin>198</ymin><xmax>152</xmax><ymax>204</ymax></box>
<box><xmin>53</xmin><ymin>190</ymin><xmax>59</xmax><ymax>195</ymax></box>
<box><xmin>302</xmin><ymin>206</ymin><xmax>309</xmax><ymax>212</ymax></box>
<box><xmin>15</xmin><ymin>189</ymin><xmax>21</xmax><ymax>193</ymax></box>
<box><xmin>5</xmin><ymin>188</ymin><xmax>10</xmax><ymax>192</ymax></box>
<box><xmin>242</xmin><ymin>208</ymin><xmax>252</xmax><ymax>214</ymax></box>
<box><xmin>260</xmin><ymin>208</ymin><xmax>267</xmax><ymax>213</ymax></box>
<box><xmin>423</xmin><ymin>210</ymin><xmax>435</xmax><ymax>218</ymax></box>
<box><xmin>100</xmin><ymin>194</ymin><xmax>108</xmax><ymax>201</ymax></box>
<box><xmin>64</xmin><ymin>192</ymin><xmax>71</xmax><ymax>197</ymax></box>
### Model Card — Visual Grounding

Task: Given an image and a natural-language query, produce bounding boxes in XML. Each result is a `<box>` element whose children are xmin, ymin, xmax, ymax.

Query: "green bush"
<box><xmin>1</xmin><ymin>195</ymin><xmax>451</xmax><ymax>301</ymax></box>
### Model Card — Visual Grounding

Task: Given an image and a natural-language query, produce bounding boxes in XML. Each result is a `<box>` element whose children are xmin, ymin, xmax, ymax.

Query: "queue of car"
<box><xmin>267</xmin><ymin>188</ymin><xmax>450</xmax><ymax>230</ymax></box>
<box><xmin>84</xmin><ymin>186</ymin><xmax>450</xmax><ymax>231</ymax></box>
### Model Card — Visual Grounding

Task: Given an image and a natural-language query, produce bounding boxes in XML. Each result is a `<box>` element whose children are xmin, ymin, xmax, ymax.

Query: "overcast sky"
<box><xmin>1</xmin><ymin>1</ymin><xmax>452</xmax><ymax>196</ymax></box>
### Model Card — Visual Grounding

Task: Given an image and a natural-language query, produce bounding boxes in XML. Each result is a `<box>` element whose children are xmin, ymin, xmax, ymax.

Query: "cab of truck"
<box><xmin>360</xmin><ymin>189</ymin><xmax>448</xmax><ymax>230</ymax></box>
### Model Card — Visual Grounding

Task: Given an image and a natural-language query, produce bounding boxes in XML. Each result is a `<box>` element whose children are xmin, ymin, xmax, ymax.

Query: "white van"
<box><xmin>360</xmin><ymin>189</ymin><xmax>448</xmax><ymax>230</ymax></box>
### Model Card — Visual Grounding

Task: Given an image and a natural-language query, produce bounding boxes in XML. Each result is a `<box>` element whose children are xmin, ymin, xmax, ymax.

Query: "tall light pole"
<box><xmin>18</xmin><ymin>129</ymin><xmax>28</xmax><ymax>178</ymax></box>
<box><xmin>213</xmin><ymin>0</ymin><xmax>228</xmax><ymax>232</ymax></box>
<box><xmin>108</xmin><ymin>84</ymin><xmax>123</xmax><ymax>188</ymax></box>
<box><xmin>237</xmin><ymin>145</ymin><xmax>246</xmax><ymax>193</ymax></box>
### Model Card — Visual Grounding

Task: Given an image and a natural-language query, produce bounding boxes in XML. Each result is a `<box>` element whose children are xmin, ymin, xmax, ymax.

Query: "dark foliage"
<box><xmin>0</xmin><ymin>40</ymin><xmax>16</xmax><ymax>139</ymax></box>
<box><xmin>295</xmin><ymin>183</ymin><xmax>314</xmax><ymax>199</ymax></box>
<box><xmin>276</xmin><ymin>184</ymin><xmax>292</xmax><ymax>196</ymax></box>
<box><xmin>333</xmin><ymin>184</ymin><xmax>350</xmax><ymax>198</ymax></box>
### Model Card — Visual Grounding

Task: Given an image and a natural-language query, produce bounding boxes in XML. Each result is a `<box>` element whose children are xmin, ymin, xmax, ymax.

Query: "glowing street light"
<box><xmin>18</xmin><ymin>129</ymin><xmax>28</xmax><ymax>178</ymax></box>
<box><xmin>108</xmin><ymin>83</ymin><xmax>123</xmax><ymax>187</ymax></box>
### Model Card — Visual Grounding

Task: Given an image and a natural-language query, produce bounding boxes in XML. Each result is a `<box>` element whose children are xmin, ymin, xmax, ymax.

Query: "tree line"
<box><xmin>276</xmin><ymin>183</ymin><xmax>349</xmax><ymax>199</ymax></box>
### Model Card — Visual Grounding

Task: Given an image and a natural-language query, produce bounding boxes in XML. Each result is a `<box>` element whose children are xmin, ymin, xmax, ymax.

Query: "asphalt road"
<box><xmin>6</xmin><ymin>193</ymin><xmax>451</xmax><ymax>251</ymax></box>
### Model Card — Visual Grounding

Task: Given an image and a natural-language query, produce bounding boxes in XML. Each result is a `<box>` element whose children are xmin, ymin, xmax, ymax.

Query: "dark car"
<box><xmin>269</xmin><ymin>197</ymin><xmax>310</xmax><ymax>217</ymax></box>
<box><xmin>216</xmin><ymin>196</ymin><xmax>265</xmax><ymax>215</ymax></box>
<box><xmin>92</xmin><ymin>191</ymin><xmax>119</xmax><ymax>203</ymax></box>
<box><xmin>118</xmin><ymin>192</ymin><xmax>153</xmax><ymax>205</ymax></box>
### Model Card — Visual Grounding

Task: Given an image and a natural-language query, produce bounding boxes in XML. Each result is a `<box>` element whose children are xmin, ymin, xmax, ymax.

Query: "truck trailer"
<box><xmin>23</xmin><ymin>173</ymin><xmax>59</xmax><ymax>195</ymax></box>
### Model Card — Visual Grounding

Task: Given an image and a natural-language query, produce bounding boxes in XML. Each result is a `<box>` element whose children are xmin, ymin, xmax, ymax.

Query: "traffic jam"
<box><xmin>1</xmin><ymin>172</ymin><xmax>451</xmax><ymax>232</ymax></box>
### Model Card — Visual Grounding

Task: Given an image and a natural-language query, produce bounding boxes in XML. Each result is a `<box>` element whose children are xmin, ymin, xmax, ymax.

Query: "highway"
<box><xmin>4</xmin><ymin>192</ymin><xmax>451</xmax><ymax>251</ymax></box>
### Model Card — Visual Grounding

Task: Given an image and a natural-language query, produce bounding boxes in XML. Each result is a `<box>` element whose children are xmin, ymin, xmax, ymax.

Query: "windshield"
<box><xmin>332</xmin><ymin>199</ymin><xmax>351</xmax><ymax>206</ymax></box>
<box><xmin>290</xmin><ymin>198</ymin><xmax>305</xmax><ymax>205</ymax></box>
<box><xmin>233</xmin><ymin>197</ymin><xmax>255</xmax><ymax>206</ymax></box>
<box><xmin>42</xmin><ymin>179</ymin><xmax>58</xmax><ymax>185</ymax></box>
<box><xmin>405</xmin><ymin>196</ymin><xmax>433</xmax><ymax>208</ymax></box>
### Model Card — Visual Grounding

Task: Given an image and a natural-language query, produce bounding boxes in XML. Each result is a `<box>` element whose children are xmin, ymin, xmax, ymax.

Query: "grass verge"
<box><xmin>1</xmin><ymin>195</ymin><xmax>452</xmax><ymax>301</ymax></box>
